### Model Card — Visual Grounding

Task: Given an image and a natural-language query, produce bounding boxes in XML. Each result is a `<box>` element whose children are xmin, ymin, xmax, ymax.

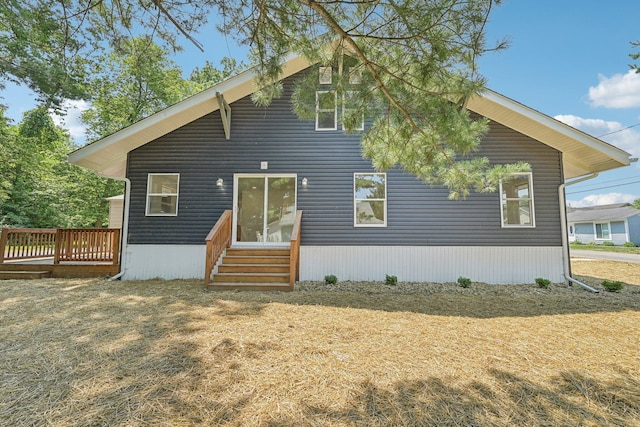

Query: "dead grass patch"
<box><xmin>1</xmin><ymin>261</ymin><xmax>639</xmax><ymax>426</ymax></box>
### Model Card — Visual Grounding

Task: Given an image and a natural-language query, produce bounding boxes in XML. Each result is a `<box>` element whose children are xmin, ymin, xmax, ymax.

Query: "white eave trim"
<box><xmin>467</xmin><ymin>89</ymin><xmax>631</xmax><ymax>177</ymax></box>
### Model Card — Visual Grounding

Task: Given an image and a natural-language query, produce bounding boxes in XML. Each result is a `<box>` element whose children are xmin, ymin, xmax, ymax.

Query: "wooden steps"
<box><xmin>0</xmin><ymin>270</ymin><xmax>52</xmax><ymax>280</ymax></box>
<box><xmin>207</xmin><ymin>248</ymin><xmax>293</xmax><ymax>291</ymax></box>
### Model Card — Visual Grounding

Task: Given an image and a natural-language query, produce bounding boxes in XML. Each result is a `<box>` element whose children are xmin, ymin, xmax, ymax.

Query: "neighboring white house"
<box><xmin>106</xmin><ymin>195</ymin><xmax>124</xmax><ymax>229</ymax></box>
<box><xmin>567</xmin><ymin>203</ymin><xmax>640</xmax><ymax>245</ymax></box>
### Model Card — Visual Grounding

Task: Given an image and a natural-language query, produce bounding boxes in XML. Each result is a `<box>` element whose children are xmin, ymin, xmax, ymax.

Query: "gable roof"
<box><xmin>68</xmin><ymin>54</ymin><xmax>631</xmax><ymax>179</ymax></box>
<box><xmin>567</xmin><ymin>203</ymin><xmax>640</xmax><ymax>223</ymax></box>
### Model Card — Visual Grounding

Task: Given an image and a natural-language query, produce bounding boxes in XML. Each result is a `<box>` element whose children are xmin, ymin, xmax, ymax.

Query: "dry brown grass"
<box><xmin>1</xmin><ymin>260</ymin><xmax>639</xmax><ymax>426</ymax></box>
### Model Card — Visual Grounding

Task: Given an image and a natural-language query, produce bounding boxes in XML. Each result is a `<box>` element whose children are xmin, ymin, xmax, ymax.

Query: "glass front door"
<box><xmin>234</xmin><ymin>175</ymin><xmax>297</xmax><ymax>245</ymax></box>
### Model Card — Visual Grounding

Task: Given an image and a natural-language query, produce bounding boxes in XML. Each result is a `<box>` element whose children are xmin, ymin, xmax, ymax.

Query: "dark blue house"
<box><xmin>69</xmin><ymin>54</ymin><xmax>631</xmax><ymax>288</ymax></box>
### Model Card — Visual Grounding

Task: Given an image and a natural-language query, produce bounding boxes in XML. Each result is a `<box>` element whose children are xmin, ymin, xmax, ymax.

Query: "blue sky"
<box><xmin>3</xmin><ymin>0</ymin><xmax>640</xmax><ymax>206</ymax></box>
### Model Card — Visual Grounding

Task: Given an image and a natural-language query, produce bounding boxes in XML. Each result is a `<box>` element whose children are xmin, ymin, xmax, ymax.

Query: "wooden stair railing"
<box><xmin>204</xmin><ymin>210</ymin><xmax>232</xmax><ymax>285</ymax></box>
<box><xmin>289</xmin><ymin>210</ymin><xmax>303</xmax><ymax>289</ymax></box>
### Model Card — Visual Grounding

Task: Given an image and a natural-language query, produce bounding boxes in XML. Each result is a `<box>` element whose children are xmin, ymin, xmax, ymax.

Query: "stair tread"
<box><xmin>216</xmin><ymin>272</ymin><xmax>289</xmax><ymax>276</ymax></box>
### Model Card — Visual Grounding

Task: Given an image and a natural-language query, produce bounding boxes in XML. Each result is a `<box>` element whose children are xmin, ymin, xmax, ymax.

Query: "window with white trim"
<box><xmin>354</xmin><ymin>173</ymin><xmax>387</xmax><ymax>227</ymax></box>
<box><xmin>319</xmin><ymin>66</ymin><xmax>332</xmax><ymax>84</ymax></box>
<box><xmin>499</xmin><ymin>172</ymin><xmax>535</xmax><ymax>227</ymax></box>
<box><xmin>315</xmin><ymin>90</ymin><xmax>337</xmax><ymax>130</ymax></box>
<box><xmin>343</xmin><ymin>91</ymin><xmax>364</xmax><ymax>131</ymax></box>
<box><xmin>146</xmin><ymin>173</ymin><xmax>179</xmax><ymax>216</ymax></box>
<box><xmin>595</xmin><ymin>222</ymin><xmax>611</xmax><ymax>240</ymax></box>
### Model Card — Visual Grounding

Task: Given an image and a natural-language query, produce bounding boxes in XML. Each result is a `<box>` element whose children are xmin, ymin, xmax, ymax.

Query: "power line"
<box><xmin>597</xmin><ymin>122</ymin><xmax>640</xmax><ymax>138</ymax></box>
<box><xmin>566</xmin><ymin>179</ymin><xmax>640</xmax><ymax>195</ymax></box>
<box><xmin>569</xmin><ymin>175</ymin><xmax>640</xmax><ymax>189</ymax></box>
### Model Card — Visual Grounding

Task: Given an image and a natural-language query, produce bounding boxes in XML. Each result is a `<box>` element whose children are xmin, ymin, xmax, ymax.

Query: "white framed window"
<box><xmin>354</xmin><ymin>172</ymin><xmax>387</xmax><ymax>227</ymax></box>
<box><xmin>594</xmin><ymin>222</ymin><xmax>611</xmax><ymax>240</ymax></box>
<box><xmin>347</xmin><ymin>66</ymin><xmax>362</xmax><ymax>84</ymax></box>
<box><xmin>316</xmin><ymin>90</ymin><xmax>337</xmax><ymax>130</ymax></box>
<box><xmin>343</xmin><ymin>91</ymin><xmax>365</xmax><ymax>131</ymax></box>
<box><xmin>499</xmin><ymin>172</ymin><xmax>535</xmax><ymax>227</ymax></box>
<box><xmin>146</xmin><ymin>173</ymin><xmax>179</xmax><ymax>216</ymax></box>
<box><xmin>319</xmin><ymin>66</ymin><xmax>332</xmax><ymax>84</ymax></box>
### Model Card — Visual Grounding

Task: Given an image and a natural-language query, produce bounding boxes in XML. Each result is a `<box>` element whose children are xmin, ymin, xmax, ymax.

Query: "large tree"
<box><xmin>0</xmin><ymin>107</ymin><xmax>119</xmax><ymax>228</ymax></box>
<box><xmin>1</xmin><ymin>0</ymin><xmax>522</xmax><ymax>197</ymax></box>
<box><xmin>81</xmin><ymin>36</ymin><xmax>195</xmax><ymax>139</ymax></box>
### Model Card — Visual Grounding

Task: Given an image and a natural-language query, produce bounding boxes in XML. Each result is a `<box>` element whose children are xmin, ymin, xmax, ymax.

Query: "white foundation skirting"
<box><xmin>122</xmin><ymin>245</ymin><xmax>206</xmax><ymax>280</ymax></box>
<box><xmin>120</xmin><ymin>244</ymin><xmax>565</xmax><ymax>284</ymax></box>
<box><xmin>300</xmin><ymin>246</ymin><xmax>565</xmax><ymax>284</ymax></box>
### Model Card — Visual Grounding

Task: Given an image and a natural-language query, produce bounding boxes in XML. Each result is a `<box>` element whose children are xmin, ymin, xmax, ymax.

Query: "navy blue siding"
<box><xmin>127</xmin><ymin>74</ymin><xmax>563</xmax><ymax>246</ymax></box>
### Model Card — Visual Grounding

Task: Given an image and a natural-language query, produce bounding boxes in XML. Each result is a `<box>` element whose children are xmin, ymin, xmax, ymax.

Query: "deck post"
<box><xmin>54</xmin><ymin>229</ymin><xmax>62</xmax><ymax>264</ymax></box>
<box><xmin>0</xmin><ymin>228</ymin><xmax>8</xmax><ymax>264</ymax></box>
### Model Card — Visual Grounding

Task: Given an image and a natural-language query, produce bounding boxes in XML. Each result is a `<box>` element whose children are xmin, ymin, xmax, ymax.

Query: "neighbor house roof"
<box><xmin>68</xmin><ymin>54</ymin><xmax>631</xmax><ymax>179</ymax></box>
<box><xmin>567</xmin><ymin>203</ymin><xmax>640</xmax><ymax>223</ymax></box>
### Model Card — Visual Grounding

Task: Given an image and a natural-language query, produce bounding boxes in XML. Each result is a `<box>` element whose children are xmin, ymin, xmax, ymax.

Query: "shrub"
<box><xmin>535</xmin><ymin>277</ymin><xmax>551</xmax><ymax>289</ymax></box>
<box><xmin>587</xmin><ymin>241</ymin><xmax>598</xmax><ymax>246</ymax></box>
<box><xmin>385</xmin><ymin>274</ymin><xmax>398</xmax><ymax>286</ymax></box>
<box><xmin>573</xmin><ymin>240</ymin><xmax>583</xmax><ymax>245</ymax></box>
<box><xmin>602</xmin><ymin>280</ymin><xmax>624</xmax><ymax>292</ymax></box>
<box><xmin>324</xmin><ymin>274</ymin><xmax>337</xmax><ymax>285</ymax></box>
<box><xmin>457</xmin><ymin>276</ymin><xmax>472</xmax><ymax>288</ymax></box>
<box><xmin>602</xmin><ymin>241</ymin><xmax>614</xmax><ymax>246</ymax></box>
<box><xmin>623</xmin><ymin>241</ymin><xmax>637</xmax><ymax>247</ymax></box>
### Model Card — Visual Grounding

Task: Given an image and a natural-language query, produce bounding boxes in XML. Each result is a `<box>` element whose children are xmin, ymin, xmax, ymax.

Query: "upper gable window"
<box><xmin>499</xmin><ymin>172</ymin><xmax>535</xmax><ymax>227</ymax></box>
<box><xmin>146</xmin><ymin>173</ymin><xmax>179</xmax><ymax>216</ymax></box>
<box><xmin>316</xmin><ymin>91</ymin><xmax>337</xmax><ymax>130</ymax></box>
<box><xmin>343</xmin><ymin>91</ymin><xmax>365</xmax><ymax>131</ymax></box>
<box><xmin>319</xmin><ymin>66</ymin><xmax>332</xmax><ymax>84</ymax></box>
<box><xmin>347</xmin><ymin>66</ymin><xmax>362</xmax><ymax>84</ymax></box>
<box><xmin>354</xmin><ymin>173</ymin><xmax>387</xmax><ymax>227</ymax></box>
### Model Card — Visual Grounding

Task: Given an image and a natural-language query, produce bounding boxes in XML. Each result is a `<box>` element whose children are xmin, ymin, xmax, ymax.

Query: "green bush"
<box><xmin>602</xmin><ymin>241</ymin><xmax>614</xmax><ymax>246</ymax></box>
<box><xmin>324</xmin><ymin>274</ymin><xmax>338</xmax><ymax>285</ymax></box>
<box><xmin>623</xmin><ymin>242</ymin><xmax>637</xmax><ymax>247</ymax></box>
<box><xmin>602</xmin><ymin>280</ymin><xmax>624</xmax><ymax>292</ymax></box>
<box><xmin>535</xmin><ymin>277</ymin><xmax>551</xmax><ymax>289</ymax></box>
<box><xmin>587</xmin><ymin>241</ymin><xmax>598</xmax><ymax>246</ymax></box>
<box><xmin>573</xmin><ymin>240</ymin><xmax>583</xmax><ymax>245</ymax></box>
<box><xmin>385</xmin><ymin>274</ymin><xmax>398</xmax><ymax>286</ymax></box>
<box><xmin>457</xmin><ymin>276</ymin><xmax>472</xmax><ymax>288</ymax></box>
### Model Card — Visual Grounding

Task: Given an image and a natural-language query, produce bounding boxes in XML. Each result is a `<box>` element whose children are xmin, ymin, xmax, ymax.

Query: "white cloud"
<box><xmin>554</xmin><ymin>114</ymin><xmax>640</xmax><ymax>160</ymax></box>
<box><xmin>588</xmin><ymin>70</ymin><xmax>640</xmax><ymax>109</ymax></box>
<box><xmin>567</xmin><ymin>192</ymin><xmax>638</xmax><ymax>207</ymax></box>
<box><xmin>50</xmin><ymin>99</ymin><xmax>90</xmax><ymax>143</ymax></box>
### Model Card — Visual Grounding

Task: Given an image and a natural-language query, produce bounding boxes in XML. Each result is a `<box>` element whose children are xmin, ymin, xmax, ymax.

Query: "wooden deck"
<box><xmin>0</xmin><ymin>258</ymin><xmax>119</xmax><ymax>279</ymax></box>
<box><xmin>1</xmin><ymin>228</ymin><xmax>121</xmax><ymax>279</ymax></box>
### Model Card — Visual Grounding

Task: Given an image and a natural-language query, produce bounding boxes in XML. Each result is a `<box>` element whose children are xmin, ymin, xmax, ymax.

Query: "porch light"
<box><xmin>302</xmin><ymin>177</ymin><xmax>308</xmax><ymax>187</ymax></box>
<box><xmin>216</xmin><ymin>178</ymin><xmax>224</xmax><ymax>187</ymax></box>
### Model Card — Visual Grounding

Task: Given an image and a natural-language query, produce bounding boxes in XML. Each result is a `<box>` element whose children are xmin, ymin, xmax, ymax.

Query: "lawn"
<box><xmin>1</xmin><ymin>261</ymin><xmax>639</xmax><ymax>426</ymax></box>
<box><xmin>571</xmin><ymin>242</ymin><xmax>640</xmax><ymax>254</ymax></box>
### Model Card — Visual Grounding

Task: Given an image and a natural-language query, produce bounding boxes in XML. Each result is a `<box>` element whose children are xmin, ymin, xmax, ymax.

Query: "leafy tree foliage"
<box><xmin>0</xmin><ymin>107</ymin><xmax>121</xmax><ymax>228</ymax></box>
<box><xmin>633</xmin><ymin>198</ymin><xmax>640</xmax><ymax>210</ymax></box>
<box><xmin>0</xmin><ymin>0</ymin><xmax>88</xmax><ymax>106</ymax></box>
<box><xmin>190</xmin><ymin>57</ymin><xmax>247</xmax><ymax>91</ymax></box>
<box><xmin>81</xmin><ymin>36</ymin><xmax>195</xmax><ymax>140</ymax></box>
<box><xmin>630</xmin><ymin>40</ymin><xmax>640</xmax><ymax>73</ymax></box>
<box><xmin>2</xmin><ymin>0</ymin><xmax>526</xmax><ymax>197</ymax></box>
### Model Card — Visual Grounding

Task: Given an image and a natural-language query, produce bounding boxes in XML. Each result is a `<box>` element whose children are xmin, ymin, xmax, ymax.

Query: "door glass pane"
<box><xmin>237</xmin><ymin>178</ymin><xmax>265</xmax><ymax>242</ymax></box>
<box><xmin>266</xmin><ymin>177</ymin><xmax>296</xmax><ymax>242</ymax></box>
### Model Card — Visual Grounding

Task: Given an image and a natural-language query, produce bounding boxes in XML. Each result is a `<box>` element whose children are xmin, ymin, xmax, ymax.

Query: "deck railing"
<box><xmin>204</xmin><ymin>210</ymin><xmax>232</xmax><ymax>285</ymax></box>
<box><xmin>0</xmin><ymin>228</ymin><xmax>57</xmax><ymax>262</ymax></box>
<box><xmin>55</xmin><ymin>229</ymin><xmax>120</xmax><ymax>264</ymax></box>
<box><xmin>1</xmin><ymin>228</ymin><xmax>120</xmax><ymax>264</ymax></box>
<box><xmin>289</xmin><ymin>210</ymin><xmax>303</xmax><ymax>289</ymax></box>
